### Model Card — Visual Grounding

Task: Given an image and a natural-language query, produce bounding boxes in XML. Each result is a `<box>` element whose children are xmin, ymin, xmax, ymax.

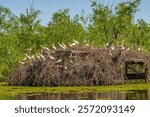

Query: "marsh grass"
<box><xmin>1</xmin><ymin>82</ymin><xmax>150</xmax><ymax>98</ymax></box>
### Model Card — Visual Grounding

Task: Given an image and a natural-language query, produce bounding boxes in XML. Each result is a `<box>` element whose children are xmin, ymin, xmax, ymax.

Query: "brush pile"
<box><xmin>8</xmin><ymin>43</ymin><xmax>149</xmax><ymax>86</ymax></box>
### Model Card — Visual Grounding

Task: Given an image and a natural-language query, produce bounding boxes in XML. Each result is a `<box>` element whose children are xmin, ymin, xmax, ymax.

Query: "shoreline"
<box><xmin>0</xmin><ymin>82</ymin><xmax>150</xmax><ymax>99</ymax></box>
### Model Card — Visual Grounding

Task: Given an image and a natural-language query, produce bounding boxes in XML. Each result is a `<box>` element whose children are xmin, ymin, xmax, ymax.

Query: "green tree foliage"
<box><xmin>17</xmin><ymin>6</ymin><xmax>42</xmax><ymax>52</ymax></box>
<box><xmin>0</xmin><ymin>0</ymin><xmax>150</xmax><ymax>81</ymax></box>
<box><xmin>136</xmin><ymin>19</ymin><xmax>150</xmax><ymax>50</ymax></box>
<box><xmin>46</xmin><ymin>9</ymin><xmax>86</xmax><ymax>46</ymax></box>
<box><xmin>0</xmin><ymin>6</ymin><xmax>19</xmax><ymax>81</ymax></box>
<box><xmin>88</xmin><ymin>0</ymin><xmax>142</xmax><ymax>47</ymax></box>
<box><xmin>88</xmin><ymin>1</ymin><xmax>114</xmax><ymax>46</ymax></box>
<box><xmin>114</xmin><ymin>0</ymin><xmax>141</xmax><ymax>45</ymax></box>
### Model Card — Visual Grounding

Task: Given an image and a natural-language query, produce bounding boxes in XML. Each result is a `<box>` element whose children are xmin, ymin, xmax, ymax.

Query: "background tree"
<box><xmin>46</xmin><ymin>9</ymin><xmax>86</xmax><ymax>47</ymax></box>
<box><xmin>0</xmin><ymin>6</ymin><xmax>19</xmax><ymax>81</ymax></box>
<box><xmin>1</xmin><ymin>0</ymin><xmax>150</xmax><ymax>81</ymax></box>
<box><xmin>17</xmin><ymin>6</ymin><xmax>42</xmax><ymax>53</ymax></box>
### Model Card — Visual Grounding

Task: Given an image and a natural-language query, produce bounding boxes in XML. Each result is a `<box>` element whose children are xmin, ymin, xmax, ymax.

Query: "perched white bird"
<box><xmin>40</xmin><ymin>45</ymin><xmax>49</xmax><ymax>51</ymax></box>
<box><xmin>59</xmin><ymin>43</ymin><xmax>66</xmax><ymax>49</ymax></box>
<box><xmin>55</xmin><ymin>58</ymin><xmax>62</xmax><ymax>63</ymax></box>
<box><xmin>104</xmin><ymin>43</ymin><xmax>109</xmax><ymax>49</ymax></box>
<box><xmin>25</xmin><ymin>54</ymin><xmax>31</xmax><ymax>60</ymax></box>
<box><xmin>62</xmin><ymin>43</ymin><xmax>67</xmax><ymax>49</ymax></box>
<box><xmin>121</xmin><ymin>40</ymin><xmax>125</xmax><ymax>50</ymax></box>
<box><xmin>49</xmin><ymin>55</ymin><xmax>55</xmax><ymax>60</ymax></box>
<box><xmin>20</xmin><ymin>62</ymin><xmax>24</xmax><ymax>65</ymax></box>
<box><xmin>70</xmin><ymin>60</ymin><xmax>73</xmax><ymax>63</ymax></box>
<box><xmin>85</xmin><ymin>43</ymin><xmax>89</xmax><ymax>46</ymax></box>
<box><xmin>121</xmin><ymin>45</ymin><xmax>125</xmax><ymax>50</ymax></box>
<box><xmin>138</xmin><ymin>47</ymin><xmax>141</xmax><ymax>51</ymax></box>
<box><xmin>35</xmin><ymin>53</ymin><xmax>41</xmax><ymax>60</ymax></box>
<box><xmin>31</xmin><ymin>55</ymin><xmax>35</xmax><ymax>59</ymax></box>
<box><xmin>73</xmin><ymin>39</ymin><xmax>79</xmax><ymax>44</ymax></box>
<box><xmin>64</xmin><ymin>66</ymin><xmax>68</xmax><ymax>70</ymax></box>
<box><xmin>126</xmin><ymin>48</ymin><xmax>130</xmax><ymax>51</ymax></box>
<box><xmin>40</xmin><ymin>54</ymin><xmax>46</xmax><ymax>60</ymax></box>
<box><xmin>44</xmin><ymin>47</ymin><xmax>50</xmax><ymax>51</ymax></box>
<box><xmin>111</xmin><ymin>46</ymin><xmax>115</xmax><ymax>50</ymax></box>
<box><xmin>70</xmin><ymin>43</ymin><xmax>76</xmax><ymax>47</ymax></box>
<box><xmin>52</xmin><ymin>44</ymin><xmax>56</xmax><ymax>50</ymax></box>
<box><xmin>23</xmin><ymin>57</ymin><xmax>27</xmax><ymax>61</ymax></box>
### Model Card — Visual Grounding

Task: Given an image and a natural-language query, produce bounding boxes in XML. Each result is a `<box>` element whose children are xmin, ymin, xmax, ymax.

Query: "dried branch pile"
<box><xmin>8</xmin><ymin>45</ymin><xmax>149</xmax><ymax>86</ymax></box>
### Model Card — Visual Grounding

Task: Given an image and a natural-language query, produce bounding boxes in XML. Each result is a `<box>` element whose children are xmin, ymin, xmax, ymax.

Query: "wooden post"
<box><xmin>145</xmin><ymin>65</ymin><xmax>149</xmax><ymax>83</ymax></box>
<box><xmin>124</xmin><ymin>62</ymin><xmax>128</xmax><ymax>81</ymax></box>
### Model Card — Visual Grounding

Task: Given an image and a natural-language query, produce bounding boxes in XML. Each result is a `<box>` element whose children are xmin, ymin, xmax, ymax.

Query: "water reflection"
<box><xmin>16</xmin><ymin>90</ymin><xmax>150</xmax><ymax>100</ymax></box>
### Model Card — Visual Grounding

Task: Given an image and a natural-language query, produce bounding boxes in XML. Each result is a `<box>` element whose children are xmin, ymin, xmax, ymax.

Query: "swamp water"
<box><xmin>15</xmin><ymin>90</ymin><xmax>150</xmax><ymax>100</ymax></box>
